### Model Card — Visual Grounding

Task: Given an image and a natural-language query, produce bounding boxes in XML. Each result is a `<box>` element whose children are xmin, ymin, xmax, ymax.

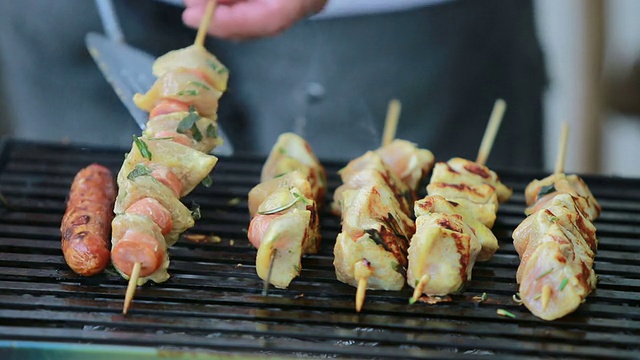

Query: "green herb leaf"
<box><xmin>217</xmin><ymin>67</ymin><xmax>228</xmax><ymax>75</ymax></box>
<box><xmin>177</xmin><ymin>106</ymin><xmax>201</xmax><ymax>134</ymax></box>
<box><xmin>187</xmin><ymin>81</ymin><xmax>211</xmax><ymax>90</ymax></box>
<box><xmin>133</xmin><ymin>136</ymin><xmax>152</xmax><ymax>160</ymax></box>
<box><xmin>293</xmin><ymin>264</ymin><xmax>301</xmax><ymax>273</ymax></box>
<box><xmin>533</xmin><ymin>293</ymin><xmax>542</xmax><ymax>300</ymax></box>
<box><xmin>257</xmin><ymin>195</ymin><xmax>300</xmax><ymax>215</ymax></box>
<box><xmin>127</xmin><ymin>163</ymin><xmax>152</xmax><ymax>180</ymax></box>
<box><xmin>201</xmin><ymin>175</ymin><xmax>213</xmax><ymax>188</ymax></box>
<box><xmin>176</xmin><ymin>89</ymin><xmax>199</xmax><ymax>96</ymax></box>
<box><xmin>278</xmin><ymin>147</ymin><xmax>286</xmax><ymax>155</ymax></box>
<box><xmin>206</xmin><ymin>124</ymin><xmax>218</xmax><ymax>138</ymax></box>
<box><xmin>537</xmin><ymin>183</ymin><xmax>557</xmax><ymax>199</ymax></box>
<box><xmin>497</xmin><ymin>309</ymin><xmax>516</xmax><ymax>319</ymax></box>
<box><xmin>206</xmin><ymin>59</ymin><xmax>219</xmax><ymax>71</ymax></box>
<box><xmin>536</xmin><ymin>268</ymin><xmax>553</xmax><ymax>280</ymax></box>
<box><xmin>512</xmin><ymin>293</ymin><xmax>523</xmax><ymax>304</ymax></box>
<box><xmin>481</xmin><ymin>292</ymin><xmax>488</xmax><ymax>302</ymax></box>
<box><xmin>191</xmin><ymin>123</ymin><xmax>203</xmax><ymax>142</ymax></box>
<box><xmin>391</xmin><ymin>262</ymin><xmax>402</xmax><ymax>274</ymax></box>
<box><xmin>191</xmin><ymin>202</ymin><xmax>201</xmax><ymax>221</ymax></box>
<box><xmin>559</xmin><ymin>277</ymin><xmax>569</xmax><ymax>291</ymax></box>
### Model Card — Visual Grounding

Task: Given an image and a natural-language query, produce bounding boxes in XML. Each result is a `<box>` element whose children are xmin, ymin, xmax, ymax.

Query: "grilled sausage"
<box><xmin>61</xmin><ymin>164</ymin><xmax>116</xmax><ymax>276</ymax></box>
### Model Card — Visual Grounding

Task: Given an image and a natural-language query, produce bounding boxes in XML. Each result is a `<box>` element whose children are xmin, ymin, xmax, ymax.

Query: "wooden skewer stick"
<box><xmin>381</xmin><ymin>99</ymin><xmax>402</xmax><ymax>147</ymax></box>
<box><xmin>540</xmin><ymin>284</ymin><xmax>552</xmax><ymax>311</ymax></box>
<box><xmin>122</xmin><ymin>262</ymin><xmax>141</xmax><ymax>315</ymax></box>
<box><xmin>355</xmin><ymin>277</ymin><xmax>368</xmax><ymax>313</ymax></box>
<box><xmin>409</xmin><ymin>274</ymin><xmax>430</xmax><ymax>305</ymax></box>
<box><xmin>554</xmin><ymin>122</ymin><xmax>570</xmax><ymax>175</ymax></box>
<box><xmin>194</xmin><ymin>0</ymin><xmax>217</xmax><ymax>47</ymax></box>
<box><xmin>262</xmin><ymin>249</ymin><xmax>277</xmax><ymax>297</ymax></box>
<box><xmin>476</xmin><ymin>99</ymin><xmax>507</xmax><ymax>166</ymax></box>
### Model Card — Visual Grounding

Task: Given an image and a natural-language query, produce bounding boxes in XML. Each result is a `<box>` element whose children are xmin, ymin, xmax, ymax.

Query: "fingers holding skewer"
<box><xmin>123</xmin><ymin>262</ymin><xmax>141</xmax><ymax>315</ymax></box>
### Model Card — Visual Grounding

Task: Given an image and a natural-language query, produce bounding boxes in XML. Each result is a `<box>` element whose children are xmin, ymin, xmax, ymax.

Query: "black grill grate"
<box><xmin>0</xmin><ymin>139</ymin><xmax>639</xmax><ymax>359</ymax></box>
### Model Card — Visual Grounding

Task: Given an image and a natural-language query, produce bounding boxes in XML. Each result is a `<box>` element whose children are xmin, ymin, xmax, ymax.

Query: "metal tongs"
<box><xmin>86</xmin><ymin>0</ymin><xmax>234</xmax><ymax>156</ymax></box>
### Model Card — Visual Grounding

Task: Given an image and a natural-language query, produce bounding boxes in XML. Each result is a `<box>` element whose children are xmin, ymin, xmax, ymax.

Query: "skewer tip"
<box><xmin>409</xmin><ymin>274</ymin><xmax>430</xmax><ymax>305</ymax></box>
<box><xmin>123</xmin><ymin>262</ymin><xmax>142</xmax><ymax>315</ymax></box>
<box><xmin>355</xmin><ymin>277</ymin><xmax>368</xmax><ymax>312</ymax></box>
<box><xmin>261</xmin><ymin>249</ymin><xmax>277</xmax><ymax>297</ymax></box>
<box><xmin>541</xmin><ymin>284</ymin><xmax>552</xmax><ymax>311</ymax></box>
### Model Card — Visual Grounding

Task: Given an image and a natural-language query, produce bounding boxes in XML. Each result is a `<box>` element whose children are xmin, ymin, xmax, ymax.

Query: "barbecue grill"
<box><xmin>0</xmin><ymin>139</ymin><xmax>639</xmax><ymax>359</ymax></box>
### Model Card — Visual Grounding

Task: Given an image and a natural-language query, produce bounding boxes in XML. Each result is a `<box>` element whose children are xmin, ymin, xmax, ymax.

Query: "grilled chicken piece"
<box><xmin>254</xmin><ymin>210</ymin><xmax>311</xmax><ymax>289</ymax></box>
<box><xmin>430</xmin><ymin>158</ymin><xmax>512</xmax><ymax>203</ymax></box>
<box><xmin>334</xmin><ymin>185</ymin><xmax>415</xmax><ymax>290</ymax></box>
<box><xmin>261</xmin><ymin>133</ymin><xmax>327</xmax><ymax>209</ymax></box>
<box><xmin>248</xmin><ymin>186</ymin><xmax>320</xmax><ymax>255</ymax></box>
<box><xmin>333</xmin><ymin>151</ymin><xmax>414</xmax><ymax>216</ymax></box>
<box><xmin>426</xmin><ymin>182</ymin><xmax>498</xmax><ymax>228</ymax></box>
<box><xmin>152</xmin><ymin>44</ymin><xmax>229</xmax><ymax>92</ymax></box>
<box><xmin>134</xmin><ymin>68</ymin><xmax>223</xmax><ymax>118</ymax></box>
<box><xmin>118</xmin><ymin>137</ymin><xmax>218</xmax><ymax>197</ymax></box>
<box><xmin>513</xmin><ymin>193</ymin><xmax>598</xmax><ymax>321</ymax></box>
<box><xmin>248</xmin><ymin>133</ymin><xmax>326</xmax><ymax>288</ymax></box>
<box><xmin>407</xmin><ymin>212</ymin><xmax>481</xmax><ymax>296</ymax></box>
<box><xmin>415</xmin><ymin>195</ymin><xmax>498</xmax><ymax>262</ymax></box>
<box><xmin>248</xmin><ymin>171</ymin><xmax>313</xmax><ymax>218</ymax></box>
<box><xmin>524</xmin><ymin>173</ymin><xmax>601</xmax><ymax>220</ymax></box>
<box><xmin>143</xmin><ymin>111</ymin><xmax>223</xmax><ymax>154</ymax></box>
<box><xmin>375</xmin><ymin>139</ymin><xmax>435</xmax><ymax>191</ymax></box>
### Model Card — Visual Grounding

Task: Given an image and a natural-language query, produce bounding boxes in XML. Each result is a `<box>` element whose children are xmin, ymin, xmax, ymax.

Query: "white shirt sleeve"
<box><xmin>313</xmin><ymin>0</ymin><xmax>451</xmax><ymax>19</ymax></box>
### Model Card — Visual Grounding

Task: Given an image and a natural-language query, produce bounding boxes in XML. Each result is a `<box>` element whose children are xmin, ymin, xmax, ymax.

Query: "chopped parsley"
<box><xmin>497</xmin><ymin>309</ymin><xmax>516</xmax><ymax>319</ymax></box>
<box><xmin>559</xmin><ymin>278</ymin><xmax>569</xmax><ymax>291</ymax></box>
<box><xmin>536</xmin><ymin>268</ymin><xmax>553</xmax><ymax>280</ymax></box>
<box><xmin>293</xmin><ymin>264</ymin><xmax>301</xmax><ymax>273</ymax></box>
<box><xmin>133</xmin><ymin>136</ymin><xmax>152</xmax><ymax>160</ymax></box>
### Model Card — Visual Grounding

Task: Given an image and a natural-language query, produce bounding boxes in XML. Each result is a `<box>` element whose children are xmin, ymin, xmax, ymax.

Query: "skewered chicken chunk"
<box><xmin>407</xmin><ymin>211</ymin><xmax>481</xmax><ymax>295</ymax></box>
<box><xmin>426</xmin><ymin>182</ymin><xmax>499</xmax><ymax>228</ymax></box>
<box><xmin>415</xmin><ymin>195</ymin><xmax>498</xmax><ymax>262</ymax></box>
<box><xmin>513</xmin><ymin>177</ymin><xmax>600</xmax><ymax>320</ymax></box>
<box><xmin>375</xmin><ymin>139</ymin><xmax>435</xmax><ymax>191</ymax></box>
<box><xmin>261</xmin><ymin>133</ymin><xmax>327</xmax><ymax>208</ymax></box>
<box><xmin>334</xmin><ymin>184</ymin><xmax>415</xmax><ymax>291</ymax></box>
<box><xmin>430</xmin><ymin>157</ymin><xmax>513</xmax><ymax>203</ymax></box>
<box><xmin>247</xmin><ymin>132</ymin><xmax>325</xmax><ymax>288</ymax></box>
<box><xmin>524</xmin><ymin>173</ymin><xmax>601</xmax><ymax>220</ymax></box>
<box><xmin>111</xmin><ymin>42</ymin><xmax>225</xmax><ymax>287</ymax></box>
<box><xmin>333</xmin><ymin>151</ymin><xmax>414</xmax><ymax>217</ymax></box>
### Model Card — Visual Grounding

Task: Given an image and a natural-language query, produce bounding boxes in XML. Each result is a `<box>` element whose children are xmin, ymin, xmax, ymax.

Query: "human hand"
<box><xmin>182</xmin><ymin>0</ymin><xmax>328</xmax><ymax>40</ymax></box>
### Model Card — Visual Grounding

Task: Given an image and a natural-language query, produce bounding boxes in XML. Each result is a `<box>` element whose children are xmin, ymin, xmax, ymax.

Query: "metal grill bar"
<box><xmin>0</xmin><ymin>139</ymin><xmax>639</xmax><ymax>359</ymax></box>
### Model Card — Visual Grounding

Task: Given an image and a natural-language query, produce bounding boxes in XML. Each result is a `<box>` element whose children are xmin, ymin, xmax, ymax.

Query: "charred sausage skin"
<box><xmin>61</xmin><ymin>164</ymin><xmax>116</xmax><ymax>276</ymax></box>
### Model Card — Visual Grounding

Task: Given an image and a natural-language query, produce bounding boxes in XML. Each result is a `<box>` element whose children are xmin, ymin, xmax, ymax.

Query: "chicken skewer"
<box><xmin>512</xmin><ymin>122</ymin><xmax>600</xmax><ymax>320</ymax></box>
<box><xmin>408</xmin><ymin>99</ymin><xmax>511</xmax><ymax>303</ymax></box>
<box><xmin>119</xmin><ymin>0</ymin><xmax>225</xmax><ymax>314</ymax></box>
<box><xmin>247</xmin><ymin>133</ymin><xmax>326</xmax><ymax>292</ymax></box>
<box><xmin>333</xmin><ymin>100</ymin><xmax>435</xmax><ymax>312</ymax></box>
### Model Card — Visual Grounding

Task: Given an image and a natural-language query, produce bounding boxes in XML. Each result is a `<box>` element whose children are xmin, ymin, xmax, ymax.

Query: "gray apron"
<box><xmin>0</xmin><ymin>0</ymin><xmax>546</xmax><ymax>170</ymax></box>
